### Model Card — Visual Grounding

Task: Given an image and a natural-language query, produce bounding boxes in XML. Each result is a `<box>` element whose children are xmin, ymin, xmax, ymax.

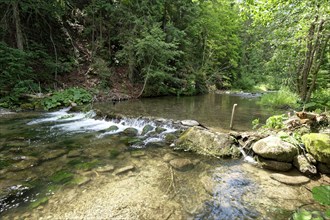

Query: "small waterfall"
<box><xmin>238</xmin><ymin>147</ymin><xmax>258</xmax><ymax>164</ymax></box>
<box><xmin>27</xmin><ymin>108</ymin><xmax>178</xmax><ymax>146</ymax></box>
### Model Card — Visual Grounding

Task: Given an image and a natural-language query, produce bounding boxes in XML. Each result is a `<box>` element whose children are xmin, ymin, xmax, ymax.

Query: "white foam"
<box><xmin>28</xmin><ymin>109</ymin><xmax>178</xmax><ymax>143</ymax></box>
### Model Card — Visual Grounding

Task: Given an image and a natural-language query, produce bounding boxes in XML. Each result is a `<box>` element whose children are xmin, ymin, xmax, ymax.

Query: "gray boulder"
<box><xmin>258</xmin><ymin>157</ymin><xmax>292</xmax><ymax>171</ymax></box>
<box><xmin>175</xmin><ymin>127</ymin><xmax>239</xmax><ymax>158</ymax></box>
<box><xmin>252</xmin><ymin>136</ymin><xmax>298</xmax><ymax>162</ymax></box>
<box><xmin>293</xmin><ymin>154</ymin><xmax>317</xmax><ymax>176</ymax></box>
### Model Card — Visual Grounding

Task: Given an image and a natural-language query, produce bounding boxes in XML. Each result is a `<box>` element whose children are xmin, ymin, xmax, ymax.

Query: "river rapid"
<box><xmin>0</xmin><ymin>94</ymin><xmax>328</xmax><ymax>219</ymax></box>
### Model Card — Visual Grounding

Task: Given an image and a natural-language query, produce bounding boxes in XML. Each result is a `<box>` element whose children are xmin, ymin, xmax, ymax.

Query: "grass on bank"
<box><xmin>258</xmin><ymin>88</ymin><xmax>300</xmax><ymax>109</ymax></box>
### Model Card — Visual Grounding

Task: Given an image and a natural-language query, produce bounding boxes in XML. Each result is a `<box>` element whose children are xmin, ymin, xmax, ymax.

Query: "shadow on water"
<box><xmin>95</xmin><ymin>93</ymin><xmax>281</xmax><ymax>131</ymax></box>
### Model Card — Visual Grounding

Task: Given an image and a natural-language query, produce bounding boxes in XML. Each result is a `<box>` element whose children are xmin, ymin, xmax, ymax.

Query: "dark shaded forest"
<box><xmin>0</xmin><ymin>0</ymin><xmax>329</xmax><ymax>110</ymax></box>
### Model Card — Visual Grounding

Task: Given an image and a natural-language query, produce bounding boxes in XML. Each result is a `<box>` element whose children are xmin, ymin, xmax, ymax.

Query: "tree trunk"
<box><xmin>298</xmin><ymin>16</ymin><xmax>328</xmax><ymax>103</ymax></box>
<box><xmin>299</xmin><ymin>17</ymin><xmax>317</xmax><ymax>102</ymax></box>
<box><xmin>306</xmin><ymin>34</ymin><xmax>329</xmax><ymax>102</ymax></box>
<box><xmin>12</xmin><ymin>2</ymin><xmax>24</xmax><ymax>50</ymax></box>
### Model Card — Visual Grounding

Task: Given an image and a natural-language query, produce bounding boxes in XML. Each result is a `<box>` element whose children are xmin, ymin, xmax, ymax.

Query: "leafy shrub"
<box><xmin>0</xmin><ymin>80</ymin><xmax>39</xmax><ymax>108</ymax></box>
<box><xmin>258</xmin><ymin>88</ymin><xmax>300</xmax><ymax>109</ymax></box>
<box><xmin>41</xmin><ymin>88</ymin><xmax>92</xmax><ymax>110</ymax></box>
<box><xmin>0</xmin><ymin>42</ymin><xmax>34</xmax><ymax>92</ymax></box>
<box><xmin>305</xmin><ymin>88</ymin><xmax>330</xmax><ymax>111</ymax></box>
<box><xmin>263</xmin><ymin>114</ymin><xmax>287</xmax><ymax>129</ymax></box>
<box><xmin>292</xmin><ymin>185</ymin><xmax>330</xmax><ymax>219</ymax></box>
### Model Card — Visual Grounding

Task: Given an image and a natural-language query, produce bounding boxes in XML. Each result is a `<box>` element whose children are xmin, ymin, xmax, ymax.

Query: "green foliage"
<box><xmin>312</xmin><ymin>185</ymin><xmax>330</xmax><ymax>206</ymax></box>
<box><xmin>0</xmin><ymin>42</ymin><xmax>34</xmax><ymax>92</ymax></box>
<box><xmin>259</xmin><ymin>88</ymin><xmax>300</xmax><ymax>109</ymax></box>
<box><xmin>91</xmin><ymin>57</ymin><xmax>112</xmax><ymax>88</ymax></box>
<box><xmin>41</xmin><ymin>88</ymin><xmax>92</xmax><ymax>110</ymax></box>
<box><xmin>252</xmin><ymin>118</ymin><xmax>260</xmax><ymax>130</ymax></box>
<box><xmin>0</xmin><ymin>80</ymin><xmax>39</xmax><ymax>108</ymax></box>
<box><xmin>277</xmin><ymin>131</ymin><xmax>301</xmax><ymax>147</ymax></box>
<box><xmin>263</xmin><ymin>114</ymin><xmax>287</xmax><ymax>129</ymax></box>
<box><xmin>292</xmin><ymin>185</ymin><xmax>330</xmax><ymax>219</ymax></box>
<box><xmin>292</xmin><ymin>209</ymin><xmax>324</xmax><ymax>220</ymax></box>
<box><xmin>305</xmin><ymin>89</ymin><xmax>330</xmax><ymax>111</ymax></box>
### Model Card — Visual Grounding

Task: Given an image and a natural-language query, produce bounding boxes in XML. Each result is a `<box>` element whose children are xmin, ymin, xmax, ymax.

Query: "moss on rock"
<box><xmin>302</xmin><ymin>133</ymin><xmax>330</xmax><ymax>165</ymax></box>
<box><xmin>175</xmin><ymin>127</ymin><xmax>239</xmax><ymax>158</ymax></box>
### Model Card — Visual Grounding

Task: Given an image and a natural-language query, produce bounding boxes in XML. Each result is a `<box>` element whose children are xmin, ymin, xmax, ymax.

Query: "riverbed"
<box><xmin>0</xmin><ymin>94</ymin><xmax>327</xmax><ymax>219</ymax></box>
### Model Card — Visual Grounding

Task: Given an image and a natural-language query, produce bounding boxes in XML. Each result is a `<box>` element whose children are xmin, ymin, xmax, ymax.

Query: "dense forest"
<box><xmin>0</xmin><ymin>0</ymin><xmax>329</xmax><ymax>110</ymax></box>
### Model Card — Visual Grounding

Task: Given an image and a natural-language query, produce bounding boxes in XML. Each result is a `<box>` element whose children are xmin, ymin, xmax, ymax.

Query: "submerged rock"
<box><xmin>130</xmin><ymin>151</ymin><xmax>145</xmax><ymax>158</ymax></box>
<box><xmin>175</xmin><ymin>127</ymin><xmax>239</xmax><ymax>158</ymax></box>
<box><xmin>200</xmin><ymin>175</ymin><xmax>217</xmax><ymax>195</ymax></box>
<box><xmin>163</xmin><ymin>153</ymin><xmax>177</xmax><ymax>162</ymax></box>
<box><xmin>302</xmin><ymin>133</ymin><xmax>330</xmax><ymax>165</ymax></box>
<box><xmin>67</xmin><ymin>150</ymin><xmax>81</xmax><ymax>158</ymax></box>
<box><xmin>9</xmin><ymin>156</ymin><xmax>39</xmax><ymax>171</ymax></box>
<box><xmin>95</xmin><ymin>165</ymin><xmax>115</xmax><ymax>173</ymax></box>
<box><xmin>270</xmin><ymin>173</ymin><xmax>310</xmax><ymax>185</ymax></box>
<box><xmin>113</xmin><ymin>165</ymin><xmax>135</xmax><ymax>175</ymax></box>
<box><xmin>41</xmin><ymin>149</ymin><xmax>67</xmax><ymax>161</ymax></box>
<box><xmin>169</xmin><ymin>158</ymin><xmax>194</xmax><ymax>171</ymax></box>
<box><xmin>258</xmin><ymin>157</ymin><xmax>292</xmax><ymax>172</ymax></box>
<box><xmin>73</xmin><ymin>176</ymin><xmax>91</xmax><ymax>186</ymax></box>
<box><xmin>293</xmin><ymin>154</ymin><xmax>317</xmax><ymax>176</ymax></box>
<box><xmin>252</xmin><ymin>136</ymin><xmax>298</xmax><ymax>162</ymax></box>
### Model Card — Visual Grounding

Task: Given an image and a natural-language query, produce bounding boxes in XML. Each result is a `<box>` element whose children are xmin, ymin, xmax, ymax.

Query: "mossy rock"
<box><xmin>302</xmin><ymin>133</ymin><xmax>330</xmax><ymax>164</ymax></box>
<box><xmin>109</xmin><ymin>149</ymin><xmax>121</xmax><ymax>159</ymax></box>
<box><xmin>50</xmin><ymin>170</ymin><xmax>74</xmax><ymax>184</ymax></box>
<box><xmin>106</xmin><ymin>125</ymin><xmax>119</xmax><ymax>132</ymax></box>
<box><xmin>30</xmin><ymin>197</ymin><xmax>49</xmax><ymax>209</ymax></box>
<box><xmin>141</xmin><ymin>125</ymin><xmax>154</xmax><ymax>136</ymax></box>
<box><xmin>155</xmin><ymin>127</ymin><xmax>166</xmax><ymax>134</ymax></box>
<box><xmin>74</xmin><ymin>159</ymin><xmax>100</xmax><ymax>171</ymax></box>
<box><xmin>165</xmin><ymin>133</ymin><xmax>177</xmax><ymax>144</ymax></box>
<box><xmin>175</xmin><ymin>127</ymin><xmax>238</xmax><ymax>158</ymax></box>
<box><xmin>0</xmin><ymin>159</ymin><xmax>11</xmax><ymax>169</ymax></box>
<box><xmin>122</xmin><ymin>128</ymin><xmax>138</xmax><ymax>137</ymax></box>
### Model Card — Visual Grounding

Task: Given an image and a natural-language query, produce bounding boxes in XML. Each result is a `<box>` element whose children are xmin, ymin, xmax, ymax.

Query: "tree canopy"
<box><xmin>0</xmin><ymin>0</ymin><xmax>329</xmax><ymax>107</ymax></box>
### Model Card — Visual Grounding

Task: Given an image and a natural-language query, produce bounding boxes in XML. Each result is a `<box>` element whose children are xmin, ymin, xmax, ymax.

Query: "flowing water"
<box><xmin>0</xmin><ymin>94</ymin><xmax>326</xmax><ymax>219</ymax></box>
<box><xmin>94</xmin><ymin>93</ymin><xmax>279</xmax><ymax>131</ymax></box>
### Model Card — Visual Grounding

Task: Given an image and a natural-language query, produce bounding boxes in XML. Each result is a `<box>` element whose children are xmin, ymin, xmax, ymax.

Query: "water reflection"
<box><xmin>95</xmin><ymin>94</ymin><xmax>280</xmax><ymax>131</ymax></box>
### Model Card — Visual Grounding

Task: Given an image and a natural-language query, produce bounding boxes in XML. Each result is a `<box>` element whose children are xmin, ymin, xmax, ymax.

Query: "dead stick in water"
<box><xmin>230</xmin><ymin>104</ymin><xmax>237</xmax><ymax>130</ymax></box>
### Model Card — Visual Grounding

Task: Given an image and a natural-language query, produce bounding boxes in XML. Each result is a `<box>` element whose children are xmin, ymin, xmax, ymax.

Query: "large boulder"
<box><xmin>302</xmin><ymin>133</ymin><xmax>330</xmax><ymax>165</ymax></box>
<box><xmin>252</xmin><ymin>136</ymin><xmax>298</xmax><ymax>162</ymax></box>
<box><xmin>175</xmin><ymin>127</ymin><xmax>239</xmax><ymax>158</ymax></box>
